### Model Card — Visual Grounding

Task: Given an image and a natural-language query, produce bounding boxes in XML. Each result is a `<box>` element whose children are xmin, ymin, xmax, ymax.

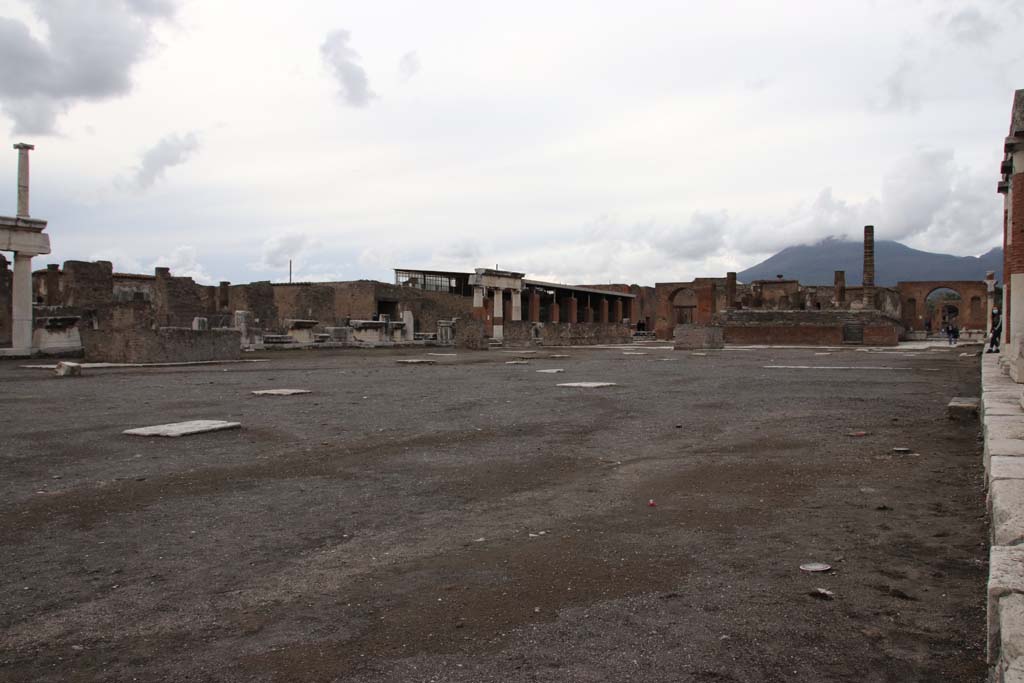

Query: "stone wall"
<box><xmin>229</xmin><ymin>281</ymin><xmax>278</xmax><ymax>329</ymax></box>
<box><xmin>717</xmin><ymin>309</ymin><xmax>902</xmax><ymax>346</ymax></box>
<box><xmin>0</xmin><ymin>255</ymin><xmax>10</xmax><ymax>345</ymax></box>
<box><xmin>503</xmin><ymin>320</ymin><xmax>632</xmax><ymax>346</ymax></box>
<box><xmin>454</xmin><ymin>316</ymin><xmax>486</xmax><ymax>350</ymax></box>
<box><xmin>153</xmin><ymin>270</ymin><xmax>208</xmax><ymax>326</ymax></box>
<box><xmin>62</xmin><ymin>261</ymin><xmax>113</xmax><ymax>308</ymax></box>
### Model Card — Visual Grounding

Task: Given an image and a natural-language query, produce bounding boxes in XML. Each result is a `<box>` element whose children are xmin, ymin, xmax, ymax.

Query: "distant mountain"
<box><xmin>738</xmin><ymin>238</ymin><xmax>1003</xmax><ymax>286</ymax></box>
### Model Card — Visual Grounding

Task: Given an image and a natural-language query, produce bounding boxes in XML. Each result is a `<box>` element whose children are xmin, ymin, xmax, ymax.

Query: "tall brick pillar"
<box><xmin>613</xmin><ymin>298</ymin><xmax>623</xmax><ymax>323</ymax></box>
<box><xmin>584</xmin><ymin>298</ymin><xmax>594</xmax><ymax>323</ymax></box>
<box><xmin>528</xmin><ymin>290</ymin><xmax>541</xmax><ymax>322</ymax></box>
<box><xmin>599</xmin><ymin>298</ymin><xmax>609</xmax><ymax>323</ymax></box>
<box><xmin>834</xmin><ymin>270</ymin><xmax>846</xmax><ymax>306</ymax></box>
<box><xmin>726</xmin><ymin>272</ymin><xmax>737</xmax><ymax>309</ymax></box>
<box><xmin>566</xmin><ymin>297</ymin><xmax>578</xmax><ymax>323</ymax></box>
<box><xmin>999</xmin><ymin>88</ymin><xmax>1024</xmax><ymax>363</ymax></box>
<box><xmin>549</xmin><ymin>299</ymin><xmax>560</xmax><ymax>323</ymax></box>
<box><xmin>630</xmin><ymin>297</ymin><xmax>642</xmax><ymax>326</ymax></box>
<box><xmin>862</xmin><ymin>225</ymin><xmax>875</xmax><ymax>308</ymax></box>
<box><xmin>218</xmin><ymin>281</ymin><xmax>230</xmax><ymax>311</ymax></box>
<box><xmin>45</xmin><ymin>264</ymin><xmax>60</xmax><ymax>305</ymax></box>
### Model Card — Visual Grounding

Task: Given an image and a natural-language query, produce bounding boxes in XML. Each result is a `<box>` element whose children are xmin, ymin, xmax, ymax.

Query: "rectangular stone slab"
<box><xmin>536</xmin><ymin>369</ymin><xmax>564</xmax><ymax>374</ymax></box>
<box><xmin>124</xmin><ymin>420</ymin><xmax>242</xmax><ymax>437</ymax></box>
<box><xmin>557</xmin><ymin>382</ymin><xmax>617</xmax><ymax>388</ymax></box>
<box><xmin>251</xmin><ymin>389</ymin><xmax>311</xmax><ymax>396</ymax></box>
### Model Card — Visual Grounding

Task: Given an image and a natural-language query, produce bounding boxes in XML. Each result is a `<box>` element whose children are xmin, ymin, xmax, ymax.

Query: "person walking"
<box><xmin>989</xmin><ymin>307</ymin><xmax>1003</xmax><ymax>353</ymax></box>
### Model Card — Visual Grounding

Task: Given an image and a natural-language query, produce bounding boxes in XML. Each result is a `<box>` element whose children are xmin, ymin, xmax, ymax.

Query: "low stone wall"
<box><xmin>980</xmin><ymin>354</ymin><xmax>1024</xmax><ymax>679</ymax></box>
<box><xmin>82</xmin><ymin>326</ymin><xmax>241</xmax><ymax>363</ymax></box>
<box><xmin>503</xmin><ymin>321</ymin><xmax>632</xmax><ymax>347</ymax></box>
<box><xmin>717</xmin><ymin>310</ymin><xmax>901</xmax><ymax>346</ymax></box>
<box><xmin>454</xmin><ymin>317</ymin><xmax>486</xmax><ymax>350</ymax></box>
<box><xmin>673</xmin><ymin>324</ymin><xmax>724</xmax><ymax>350</ymax></box>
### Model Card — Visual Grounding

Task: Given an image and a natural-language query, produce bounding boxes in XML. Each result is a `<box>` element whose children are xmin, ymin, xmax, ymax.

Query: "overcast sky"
<box><xmin>0</xmin><ymin>0</ymin><xmax>1020</xmax><ymax>285</ymax></box>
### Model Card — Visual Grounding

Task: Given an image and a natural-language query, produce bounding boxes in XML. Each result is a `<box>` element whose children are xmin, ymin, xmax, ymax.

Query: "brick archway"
<box><xmin>896</xmin><ymin>281</ymin><xmax>988</xmax><ymax>332</ymax></box>
<box><xmin>654</xmin><ymin>280</ymin><xmax>718</xmax><ymax>339</ymax></box>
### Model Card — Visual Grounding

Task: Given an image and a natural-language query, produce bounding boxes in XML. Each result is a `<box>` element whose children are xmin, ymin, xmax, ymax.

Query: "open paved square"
<box><xmin>0</xmin><ymin>344</ymin><xmax>987</xmax><ymax>682</ymax></box>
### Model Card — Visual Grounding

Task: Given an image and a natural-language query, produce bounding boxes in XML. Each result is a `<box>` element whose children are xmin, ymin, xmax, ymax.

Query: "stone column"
<box><xmin>472</xmin><ymin>285</ymin><xmax>486</xmax><ymax>321</ymax></box>
<box><xmin>726</xmin><ymin>272</ymin><xmax>737</xmax><ymax>309</ymax></box>
<box><xmin>566</xmin><ymin>297</ymin><xmax>578</xmax><ymax>324</ymax></box>
<box><xmin>549</xmin><ymin>296</ymin><xmax>560</xmax><ymax>323</ymax></box>
<box><xmin>13</xmin><ymin>143</ymin><xmax>33</xmax><ymax>218</ymax></box>
<box><xmin>529</xmin><ymin>290</ymin><xmax>541</xmax><ymax>322</ymax></box>
<box><xmin>584</xmin><ymin>296</ymin><xmax>594</xmax><ymax>323</ymax></box>
<box><xmin>11</xmin><ymin>253</ymin><xmax>33</xmax><ymax>351</ymax></box>
<box><xmin>613</xmin><ymin>299</ymin><xmax>623</xmax><ymax>323</ymax></box>
<box><xmin>862</xmin><ymin>225</ymin><xmax>875</xmax><ymax>308</ymax></box>
<box><xmin>492</xmin><ymin>288</ymin><xmax>504</xmax><ymax>340</ymax></box>
<box><xmin>599</xmin><ymin>298</ymin><xmax>609</xmax><ymax>323</ymax></box>
<box><xmin>510</xmin><ymin>288</ymin><xmax>522</xmax><ymax>322</ymax></box>
<box><xmin>834</xmin><ymin>271</ymin><xmax>846</xmax><ymax>305</ymax></box>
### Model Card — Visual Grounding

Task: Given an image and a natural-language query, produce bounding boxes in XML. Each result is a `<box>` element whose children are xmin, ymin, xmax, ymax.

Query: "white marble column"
<box><xmin>510</xmin><ymin>288</ymin><xmax>522</xmax><ymax>322</ymax></box>
<box><xmin>492</xmin><ymin>287</ymin><xmax>504</xmax><ymax>340</ymax></box>
<box><xmin>11</xmin><ymin>252</ymin><xmax>33</xmax><ymax>351</ymax></box>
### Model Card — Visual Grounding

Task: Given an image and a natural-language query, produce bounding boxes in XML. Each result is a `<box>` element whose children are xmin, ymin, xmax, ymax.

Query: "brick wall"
<box><xmin>82</xmin><ymin>326</ymin><xmax>241</xmax><ymax>363</ymax></box>
<box><xmin>503</xmin><ymin>320</ymin><xmax>632</xmax><ymax>347</ymax></box>
<box><xmin>718</xmin><ymin>309</ymin><xmax>901</xmax><ymax>346</ymax></box>
<box><xmin>153</xmin><ymin>272</ymin><xmax>206</xmax><ymax>326</ymax></box>
<box><xmin>63</xmin><ymin>261</ymin><xmax>113</xmax><ymax>307</ymax></box>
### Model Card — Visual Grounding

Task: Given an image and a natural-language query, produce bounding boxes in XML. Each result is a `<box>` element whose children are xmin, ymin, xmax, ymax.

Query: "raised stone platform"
<box><xmin>981</xmin><ymin>353</ymin><xmax>1024</xmax><ymax>679</ymax></box>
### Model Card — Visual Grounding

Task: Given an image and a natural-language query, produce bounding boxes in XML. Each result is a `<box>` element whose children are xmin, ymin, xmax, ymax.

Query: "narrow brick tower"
<box><xmin>862</xmin><ymin>225</ymin><xmax>875</xmax><ymax>308</ymax></box>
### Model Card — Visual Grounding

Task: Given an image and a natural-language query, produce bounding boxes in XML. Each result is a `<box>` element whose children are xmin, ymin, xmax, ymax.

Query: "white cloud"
<box><xmin>152</xmin><ymin>246</ymin><xmax>212</xmax><ymax>284</ymax></box>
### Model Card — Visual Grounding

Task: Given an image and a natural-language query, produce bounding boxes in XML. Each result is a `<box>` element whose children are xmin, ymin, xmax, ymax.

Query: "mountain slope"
<box><xmin>737</xmin><ymin>238</ymin><xmax>1002</xmax><ymax>286</ymax></box>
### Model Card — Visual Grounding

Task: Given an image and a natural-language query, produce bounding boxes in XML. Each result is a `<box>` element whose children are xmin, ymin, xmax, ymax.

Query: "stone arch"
<box><xmin>670</xmin><ymin>287</ymin><xmax>697</xmax><ymax>325</ymax></box>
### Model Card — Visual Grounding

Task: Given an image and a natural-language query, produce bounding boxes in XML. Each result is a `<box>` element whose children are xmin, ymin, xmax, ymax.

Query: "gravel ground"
<box><xmin>0</xmin><ymin>343</ymin><xmax>987</xmax><ymax>682</ymax></box>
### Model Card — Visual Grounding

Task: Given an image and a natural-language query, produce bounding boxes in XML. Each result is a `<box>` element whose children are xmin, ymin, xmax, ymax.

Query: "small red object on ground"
<box><xmin>648</xmin><ymin>499</ymin><xmax>657</xmax><ymax>507</ymax></box>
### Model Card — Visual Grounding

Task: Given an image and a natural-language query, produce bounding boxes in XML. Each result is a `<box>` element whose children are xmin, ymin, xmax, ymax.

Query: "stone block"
<box><xmin>191</xmin><ymin>317</ymin><xmax>208</xmax><ymax>331</ymax></box>
<box><xmin>53</xmin><ymin>361</ymin><xmax>81</xmax><ymax>377</ymax></box>
<box><xmin>992</xmin><ymin>479</ymin><xmax>1024</xmax><ymax>545</ymax></box>
<box><xmin>948</xmin><ymin>396</ymin><xmax>979</xmax><ymax>420</ymax></box>
<box><xmin>992</xmin><ymin>457</ymin><xmax>1024</xmax><ymax>483</ymax></box>
<box><xmin>673</xmin><ymin>324</ymin><xmax>724</xmax><ymax>350</ymax></box>
<box><xmin>997</xmin><ymin>593</ymin><xmax>1024</xmax><ymax>681</ymax></box>
<box><xmin>991</xmin><ymin>547</ymin><xmax>1024</xmax><ymax>664</ymax></box>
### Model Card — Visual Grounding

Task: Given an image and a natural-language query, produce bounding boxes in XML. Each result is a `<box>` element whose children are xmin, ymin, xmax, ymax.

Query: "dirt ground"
<box><xmin>0</xmin><ymin>343</ymin><xmax>988</xmax><ymax>682</ymax></box>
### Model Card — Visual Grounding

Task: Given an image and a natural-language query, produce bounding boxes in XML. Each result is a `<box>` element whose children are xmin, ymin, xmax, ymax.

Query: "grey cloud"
<box><xmin>946</xmin><ymin>7</ymin><xmax>1000</xmax><ymax>45</ymax></box>
<box><xmin>321</xmin><ymin>30</ymin><xmax>375</xmax><ymax>107</ymax></box>
<box><xmin>398</xmin><ymin>51</ymin><xmax>421</xmax><ymax>82</ymax></box>
<box><xmin>869</xmin><ymin>61</ymin><xmax>921</xmax><ymax>114</ymax></box>
<box><xmin>0</xmin><ymin>1</ymin><xmax>177</xmax><ymax>134</ymax></box>
<box><xmin>135</xmin><ymin>132</ymin><xmax>200</xmax><ymax>189</ymax></box>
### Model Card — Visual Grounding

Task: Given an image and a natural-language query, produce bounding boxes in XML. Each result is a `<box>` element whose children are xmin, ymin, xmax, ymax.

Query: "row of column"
<box><xmin>472</xmin><ymin>286</ymin><xmax>637</xmax><ymax>340</ymax></box>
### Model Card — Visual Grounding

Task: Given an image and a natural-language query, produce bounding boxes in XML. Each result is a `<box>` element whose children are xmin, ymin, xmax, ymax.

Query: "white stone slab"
<box><xmin>536</xmin><ymin>369</ymin><xmax>564</xmax><ymax>374</ymax></box>
<box><xmin>251</xmin><ymin>389</ymin><xmax>311</xmax><ymax>396</ymax></box>
<box><xmin>622</xmin><ymin>352</ymin><xmax>647</xmax><ymax>356</ymax></box>
<box><xmin>427</xmin><ymin>353</ymin><xmax>457</xmax><ymax>356</ymax></box>
<box><xmin>396</xmin><ymin>359</ymin><xmax>436</xmax><ymax>364</ymax></box>
<box><xmin>506</xmin><ymin>360</ymin><xmax>529</xmax><ymax>365</ymax></box>
<box><xmin>991</xmin><ymin>457</ymin><xmax>1024</xmax><ymax>483</ymax></box>
<box><xmin>557</xmin><ymin>382</ymin><xmax>617</xmax><ymax>388</ymax></box>
<box><xmin>124</xmin><ymin>420</ymin><xmax>241</xmax><ymax>437</ymax></box>
<box><xmin>549</xmin><ymin>354</ymin><xmax>570</xmax><ymax>358</ymax></box>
